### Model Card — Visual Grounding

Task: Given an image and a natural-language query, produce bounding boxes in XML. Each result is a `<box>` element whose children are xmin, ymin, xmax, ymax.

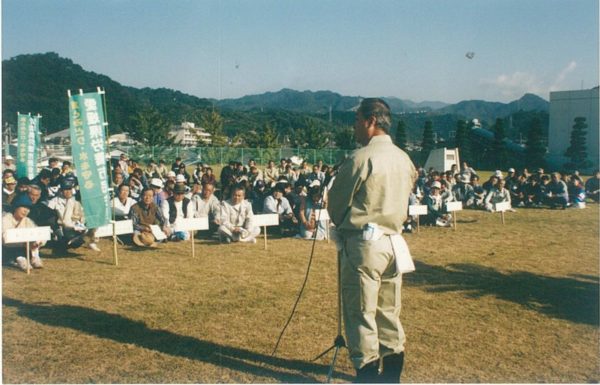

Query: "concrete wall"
<box><xmin>548</xmin><ymin>88</ymin><xmax>599</xmax><ymax>169</ymax></box>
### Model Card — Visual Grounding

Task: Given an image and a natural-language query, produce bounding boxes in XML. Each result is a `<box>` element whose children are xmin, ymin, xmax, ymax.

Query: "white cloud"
<box><xmin>480</xmin><ymin>71</ymin><xmax>545</xmax><ymax>100</ymax></box>
<box><xmin>550</xmin><ymin>60</ymin><xmax>577</xmax><ymax>91</ymax></box>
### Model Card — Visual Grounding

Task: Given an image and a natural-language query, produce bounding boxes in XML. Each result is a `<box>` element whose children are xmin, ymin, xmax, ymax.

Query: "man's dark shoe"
<box><xmin>354</xmin><ymin>360</ymin><xmax>380</xmax><ymax>383</ymax></box>
<box><xmin>380</xmin><ymin>352</ymin><xmax>404</xmax><ymax>383</ymax></box>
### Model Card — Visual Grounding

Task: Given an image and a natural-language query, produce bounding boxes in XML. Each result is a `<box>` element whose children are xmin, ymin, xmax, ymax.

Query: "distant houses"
<box><xmin>169</xmin><ymin>122</ymin><xmax>212</xmax><ymax>146</ymax></box>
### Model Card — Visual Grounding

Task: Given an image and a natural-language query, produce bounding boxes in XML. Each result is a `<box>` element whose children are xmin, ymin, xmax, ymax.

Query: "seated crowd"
<box><xmin>3</xmin><ymin>153</ymin><xmax>599</xmax><ymax>271</ymax></box>
<box><xmin>408</xmin><ymin>161</ymin><xmax>599</xmax><ymax>229</ymax></box>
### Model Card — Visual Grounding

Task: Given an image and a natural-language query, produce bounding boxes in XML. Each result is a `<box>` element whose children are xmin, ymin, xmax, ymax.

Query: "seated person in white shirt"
<box><xmin>112</xmin><ymin>184</ymin><xmax>136</xmax><ymax>220</ymax></box>
<box><xmin>2</xmin><ymin>194</ymin><xmax>46</xmax><ymax>270</ymax></box>
<box><xmin>218</xmin><ymin>185</ymin><xmax>260</xmax><ymax>243</ymax></box>
<box><xmin>263</xmin><ymin>184</ymin><xmax>297</xmax><ymax>236</ymax></box>
<box><xmin>191</xmin><ymin>182</ymin><xmax>221</xmax><ymax>236</ymax></box>
<box><xmin>46</xmin><ymin>179</ymin><xmax>100</xmax><ymax>251</ymax></box>
<box><xmin>423</xmin><ymin>181</ymin><xmax>452</xmax><ymax>227</ymax></box>
<box><xmin>161</xmin><ymin>183</ymin><xmax>194</xmax><ymax>241</ymax></box>
<box><xmin>484</xmin><ymin>178</ymin><xmax>512</xmax><ymax>212</ymax></box>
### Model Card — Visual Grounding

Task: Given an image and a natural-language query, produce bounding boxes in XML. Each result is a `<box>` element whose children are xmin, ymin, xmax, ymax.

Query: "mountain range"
<box><xmin>2</xmin><ymin>52</ymin><xmax>549</xmax><ymax>139</ymax></box>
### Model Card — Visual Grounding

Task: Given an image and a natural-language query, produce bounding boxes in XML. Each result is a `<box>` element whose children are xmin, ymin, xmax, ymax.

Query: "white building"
<box><xmin>169</xmin><ymin>122</ymin><xmax>212</xmax><ymax>146</ymax></box>
<box><xmin>548</xmin><ymin>88</ymin><xmax>599</xmax><ymax>169</ymax></box>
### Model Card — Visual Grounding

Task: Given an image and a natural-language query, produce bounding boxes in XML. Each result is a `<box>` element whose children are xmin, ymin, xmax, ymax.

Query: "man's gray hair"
<box><xmin>358</xmin><ymin>98</ymin><xmax>392</xmax><ymax>132</ymax></box>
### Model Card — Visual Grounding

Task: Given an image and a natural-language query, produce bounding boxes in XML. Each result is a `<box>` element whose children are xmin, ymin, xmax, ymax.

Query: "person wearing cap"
<box><xmin>46</xmin><ymin>179</ymin><xmax>101</xmax><ymax>251</ymax></box>
<box><xmin>263</xmin><ymin>184</ymin><xmax>297</xmax><ymax>236</ymax></box>
<box><xmin>112</xmin><ymin>184</ymin><xmax>136</xmax><ymax>220</ymax></box>
<box><xmin>424</xmin><ymin>181</ymin><xmax>452</xmax><ymax>226</ymax></box>
<box><xmin>452</xmin><ymin>173</ymin><xmax>476</xmax><ymax>208</ymax></box>
<box><xmin>218</xmin><ymin>184</ymin><xmax>260</xmax><ymax>244</ymax></box>
<box><xmin>130</xmin><ymin>188</ymin><xmax>170</xmax><ymax>247</ymax></box>
<box><xmin>166</xmin><ymin>170</ymin><xmax>177</xmax><ymax>183</ymax></box>
<box><xmin>191</xmin><ymin>182</ymin><xmax>221</xmax><ymax>236</ymax></box>
<box><xmin>328</xmin><ymin>98</ymin><xmax>417</xmax><ymax>382</ymax></box>
<box><xmin>484</xmin><ymin>178</ymin><xmax>512</xmax><ymax>212</ymax></box>
<box><xmin>161</xmin><ymin>183</ymin><xmax>194</xmax><ymax>241</ymax></box>
<box><xmin>149</xmin><ymin>178</ymin><xmax>167</xmax><ymax>207</ymax></box>
<box><xmin>2</xmin><ymin>155</ymin><xmax>15</xmax><ymax>172</ymax></box>
<box><xmin>2</xmin><ymin>194</ymin><xmax>46</xmax><ymax>270</ymax></box>
<box><xmin>2</xmin><ymin>175</ymin><xmax>17</xmax><ymax>213</ymax></box>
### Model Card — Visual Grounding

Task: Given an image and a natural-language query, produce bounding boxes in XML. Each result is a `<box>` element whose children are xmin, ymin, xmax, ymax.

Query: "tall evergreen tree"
<box><xmin>492</xmin><ymin>118</ymin><xmax>507</xmax><ymax>169</ymax></box>
<box><xmin>525</xmin><ymin>117</ymin><xmax>546</xmax><ymax>169</ymax></box>
<box><xmin>128</xmin><ymin>107</ymin><xmax>174</xmax><ymax>147</ymax></box>
<box><xmin>334</xmin><ymin>126</ymin><xmax>356</xmax><ymax>150</ymax></box>
<box><xmin>421</xmin><ymin>120</ymin><xmax>435</xmax><ymax>164</ymax></box>
<box><xmin>261</xmin><ymin>122</ymin><xmax>279</xmax><ymax>148</ymax></box>
<box><xmin>200</xmin><ymin>109</ymin><xmax>228</xmax><ymax>146</ymax></box>
<box><xmin>565</xmin><ymin>117</ymin><xmax>589</xmax><ymax>168</ymax></box>
<box><xmin>395</xmin><ymin>120</ymin><xmax>407</xmax><ymax>150</ymax></box>
<box><xmin>454</xmin><ymin>119</ymin><xmax>470</xmax><ymax>163</ymax></box>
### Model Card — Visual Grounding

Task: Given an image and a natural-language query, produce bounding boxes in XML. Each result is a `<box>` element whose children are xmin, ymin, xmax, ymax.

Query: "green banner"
<box><xmin>68</xmin><ymin>91</ymin><xmax>110</xmax><ymax>229</ymax></box>
<box><xmin>16</xmin><ymin>113</ymin><xmax>41</xmax><ymax>179</ymax></box>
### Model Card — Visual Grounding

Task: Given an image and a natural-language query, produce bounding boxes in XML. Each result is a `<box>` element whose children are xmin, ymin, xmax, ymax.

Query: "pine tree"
<box><xmin>565</xmin><ymin>117</ymin><xmax>589</xmax><ymax>168</ymax></box>
<box><xmin>454</xmin><ymin>119</ymin><xmax>470</xmax><ymax>163</ymax></box>
<box><xmin>525</xmin><ymin>117</ymin><xmax>546</xmax><ymax>169</ymax></box>
<box><xmin>261</xmin><ymin>122</ymin><xmax>279</xmax><ymax>148</ymax></box>
<box><xmin>492</xmin><ymin>118</ymin><xmax>507</xmax><ymax>169</ymax></box>
<box><xmin>201</xmin><ymin>109</ymin><xmax>228</xmax><ymax>146</ymax></box>
<box><xmin>421</xmin><ymin>120</ymin><xmax>435</xmax><ymax>164</ymax></box>
<box><xmin>334</xmin><ymin>126</ymin><xmax>356</xmax><ymax>150</ymax></box>
<box><xmin>395</xmin><ymin>120</ymin><xmax>407</xmax><ymax>150</ymax></box>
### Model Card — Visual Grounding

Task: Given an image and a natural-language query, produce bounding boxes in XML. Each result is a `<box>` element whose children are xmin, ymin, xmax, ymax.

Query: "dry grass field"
<box><xmin>3</xmin><ymin>204</ymin><xmax>599</xmax><ymax>383</ymax></box>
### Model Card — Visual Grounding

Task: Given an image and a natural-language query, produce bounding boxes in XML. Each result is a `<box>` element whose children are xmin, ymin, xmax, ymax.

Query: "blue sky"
<box><xmin>2</xmin><ymin>0</ymin><xmax>598</xmax><ymax>103</ymax></box>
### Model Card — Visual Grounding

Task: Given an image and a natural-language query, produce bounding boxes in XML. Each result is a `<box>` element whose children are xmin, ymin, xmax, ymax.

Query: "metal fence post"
<box><xmin>241</xmin><ymin>147</ymin><xmax>244</xmax><ymax>164</ymax></box>
<box><xmin>220</xmin><ymin>147</ymin><xmax>223</xmax><ymax>165</ymax></box>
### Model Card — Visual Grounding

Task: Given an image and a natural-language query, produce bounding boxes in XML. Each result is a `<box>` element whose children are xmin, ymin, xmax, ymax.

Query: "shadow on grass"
<box><xmin>407</xmin><ymin>261</ymin><xmax>599</xmax><ymax>326</ymax></box>
<box><xmin>2</xmin><ymin>297</ymin><xmax>351</xmax><ymax>383</ymax></box>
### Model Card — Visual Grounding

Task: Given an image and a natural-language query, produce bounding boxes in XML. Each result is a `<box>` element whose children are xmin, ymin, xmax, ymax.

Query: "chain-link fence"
<box><xmin>32</xmin><ymin>144</ymin><xmax>353</xmax><ymax>166</ymax></box>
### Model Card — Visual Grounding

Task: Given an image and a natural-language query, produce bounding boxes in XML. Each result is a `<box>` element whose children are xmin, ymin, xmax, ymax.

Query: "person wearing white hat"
<box><xmin>424</xmin><ymin>181</ymin><xmax>452</xmax><ymax>226</ymax></box>
<box><xmin>150</xmin><ymin>178</ymin><xmax>167</xmax><ymax>207</ymax></box>
<box><xmin>2</xmin><ymin>155</ymin><xmax>15</xmax><ymax>172</ymax></box>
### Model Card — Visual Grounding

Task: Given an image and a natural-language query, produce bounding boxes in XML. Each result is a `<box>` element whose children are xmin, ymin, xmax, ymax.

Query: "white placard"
<box><xmin>313</xmin><ymin>209</ymin><xmax>330</xmax><ymax>221</ymax></box>
<box><xmin>445</xmin><ymin>201</ymin><xmax>463</xmax><ymax>212</ymax></box>
<box><xmin>494</xmin><ymin>201</ymin><xmax>511</xmax><ymax>212</ymax></box>
<box><xmin>253</xmin><ymin>213</ymin><xmax>279</xmax><ymax>227</ymax></box>
<box><xmin>175</xmin><ymin>217</ymin><xmax>209</xmax><ymax>231</ymax></box>
<box><xmin>95</xmin><ymin>220</ymin><xmax>134</xmax><ymax>238</ymax></box>
<box><xmin>4</xmin><ymin>226</ymin><xmax>52</xmax><ymax>244</ymax></box>
<box><xmin>409</xmin><ymin>205</ymin><xmax>428</xmax><ymax>216</ymax></box>
<box><xmin>149</xmin><ymin>225</ymin><xmax>167</xmax><ymax>241</ymax></box>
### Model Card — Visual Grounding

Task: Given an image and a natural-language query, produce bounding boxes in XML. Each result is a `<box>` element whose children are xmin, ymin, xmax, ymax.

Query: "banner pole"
<box><xmin>99</xmin><ymin>87</ymin><xmax>118</xmax><ymax>266</ymax></box>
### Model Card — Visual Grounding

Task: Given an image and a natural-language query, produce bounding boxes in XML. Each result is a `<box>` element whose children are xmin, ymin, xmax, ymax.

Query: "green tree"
<box><xmin>395</xmin><ymin>120</ymin><xmax>407</xmax><ymax>150</ymax></box>
<box><xmin>201</xmin><ymin>109</ymin><xmax>228</xmax><ymax>146</ymax></box>
<box><xmin>454</xmin><ymin>119</ymin><xmax>471</xmax><ymax>163</ymax></box>
<box><xmin>421</xmin><ymin>120</ymin><xmax>435</xmax><ymax>164</ymax></box>
<box><xmin>261</xmin><ymin>122</ymin><xmax>279</xmax><ymax>148</ymax></box>
<box><xmin>128</xmin><ymin>107</ymin><xmax>174</xmax><ymax>147</ymax></box>
<box><xmin>334</xmin><ymin>126</ymin><xmax>356</xmax><ymax>150</ymax></box>
<box><xmin>297</xmin><ymin>118</ymin><xmax>329</xmax><ymax>149</ymax></box>
<box><xmin>565</xmin><ymin>117</ymin><xmax>590</xmax><ymax>168</ymax></box>
<box><xmin>525</xmin><ymin>117</ymin><xmax>546</xmax><ymax>169</ymax></box>
<box><xmin>492</xmin><ymin>118</ymin><xmax>508</xmax><ymax>169</ymax></box>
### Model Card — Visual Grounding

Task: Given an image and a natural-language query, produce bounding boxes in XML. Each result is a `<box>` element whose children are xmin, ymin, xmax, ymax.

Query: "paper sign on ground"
<box><xmin>95</xmin><ymin>220</ymin><xmax>134</xmax><ymax>237</ymax></box>
<box><xmin>4</xmin><ymin>227</ymin><xmax>52</xmax><ymax>244</ymax></box>
<box><xmin>409</xmin><ymin>205</ymin><xmax>428</xmax><ymax>216</ymax></box>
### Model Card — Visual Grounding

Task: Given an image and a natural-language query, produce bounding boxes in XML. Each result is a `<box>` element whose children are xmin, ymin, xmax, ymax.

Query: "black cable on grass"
<box><xmin>271</xmin><ymin>190</ymin><xmax>326</xmax><ymax>357</ymax></box>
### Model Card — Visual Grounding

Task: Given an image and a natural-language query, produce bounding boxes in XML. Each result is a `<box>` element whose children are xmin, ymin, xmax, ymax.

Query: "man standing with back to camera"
<box><xmin>328</xmin><ymin>98</ymin><xmax>417</xmax><ymax>383</ymax></box>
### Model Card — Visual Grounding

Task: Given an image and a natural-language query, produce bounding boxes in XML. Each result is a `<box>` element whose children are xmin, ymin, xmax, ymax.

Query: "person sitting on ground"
<box><xmin>176</xmin><ymin>163</ymin><xmax>191</xmax><ymax>185</ymax></box>
<box><xmin>110</xmin><ymin>172</ymin><xmax>125</xmax><ymax>196</ymax></box>
<box><xmin>277</xmin><ymin>158</ymin><xmax>288</xmax><ymax>176</ymax></box>
<box><xmin>569</xmin><ymin>178</ymin><xmax>587</xmax><ymax>208</ymax></box>
<box><xmin>585</xmin><ymin>170</ymin><xmax>600</xmax><ymax>202</ymax></box>
<box><xmin>2</xmin><ymin>194</ymin><xmax>46</xmax><ymax>271</ymax></box>
<box><xmin>2</xmin><ymin>155</ymin><xmax>15</xmax><ymax>172</ymax></box>
<box><xmin>45</xmin><ymin>179</ymin><xmax>101</xmax><ymax>251</ymax></box>
<box><xmin>482</xmin><ymin>174</ymin><xmax>499</xmax><ymax>195</ymax></box>
<box><xmin>201</xmin><ymin>166</ymin><xmax>217</xmax><ymax>186</ymax></box>
<box><xmin>2</xmin><ymin>175</ymin><xmax>17</xmax><ymax>213</ymax></box>
<box><xmin>423</xmin><ymin>181</ymin><xmax>452</xmax><ymax>226</ymax></box>
<box><xmin>218</xmin><ymin>185</ymin><xmax>260</xmax><ymax>243</ymax></box>
<box><xmin>171</xmin><ymin>157</ymin><xmax>182</xmax><ymax>172</ymax></box>
<box><xmin>26</xmin><ymin>184</ymin><xmax>58</xmax><ymax>229</ymax></box>
<box><xmin>546</xmin><ymin>172</ymin><xmax>569</xmax><ymax>209</ymax></box>
<box><xmin>128</xmin><ymin>173</ymin><xmax>143</xmax><ymax>200</ymax></box>
<box><xmin>60</xmin><ymin>160</ymin><xmax>74</xmax><ymax>177</ymax></box>
<box><xmin>263</xmin><ymin>160</ymin><xmax>279</xmax><ymax>186</ymax></box>
<box><xmin>452</xmin><ymin>173</ymin><xmax>475</xmax><ymax>208</ymax></box>
<box><xmin>484</xmin><ymin>178</ymin><xmax>512</xmax><ymax>212</ymax></box>
<box><xmin>149</xmin><ymin>178</ymin><xmax>167</xmax><ymax>207</ymax></box>
<box><xmin>263</xmin><ymin>184</ymin><xmax>297</xmax><ymax>236</ymax></box>
<box><xmin>31</xmin><ymin>168</ymin><xmax>52</xmax><ymax>202</ymax></box>
<box><xmin>112</xmin><ymin>184</ymin><xmax>137</xmax><ymax>220</ymax></box>
<box><xmin>306</xmin><ymin>164</ymin><xmax>325</xmax><ymax>186</ymax></box>
<box><xmin>144</xmin><ymin>159</ymin><xmax>158</xmax><ymax>180</ymax></box>
<box><xmin>298</xmin><ymin>186</ymin><xmax>328</xmax><ymax>240</ymax></box>
<box><xmin>161</xmin><ymin>183</ymin><xmax>194</xmax><ymax>241</ymax></box>
<box><xmin>130</xmin><ymin>188</ymin><xmax>170</xmax><ymax>247</ymax></box>
<box><xmin>155</xmin><ymin>159</ymin><xmax>168</xmax><ymax>180</ymax></box>
<box><xmin>509</xmin><ymin>173</ymin><xmax>527</xmax><ymax>207</ymax></box>
<box><xmin>469</xmin><ymin>175</ymin><xmax>486</xmax><ymax>208</ymax></box>
<box><xmin>191</xmin><ymin>182</ymin><xmax>221</xmax><ymax>236</ymax></box>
